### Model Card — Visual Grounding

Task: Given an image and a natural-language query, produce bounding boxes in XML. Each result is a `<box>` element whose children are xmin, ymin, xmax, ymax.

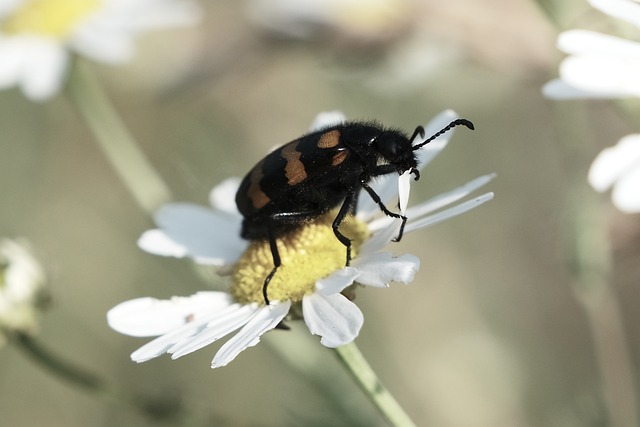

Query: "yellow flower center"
<box><xmin>2</xmin><ymin>0</ymin><xmax>101</xmax><ymax>39</ymax></box>
<box><xmin>231</xmin><ymin>212</ymin><xmax>370</xmax><ymax>305</ymax></box>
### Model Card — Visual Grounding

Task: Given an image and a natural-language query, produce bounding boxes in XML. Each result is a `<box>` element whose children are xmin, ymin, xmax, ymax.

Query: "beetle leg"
<box><xmin>361</xmin><ymin>181</ymin><xmax>408</xmax><ymax>242</ymax></box>
<box><xmin>263</xmin><ymin>221</ymin><xmax>281</xmax><ymax>306</ymax></box>
<box><xmin>333</xmin><ymin>191</ymin><xmax>359</xmax><ymax>266</ymax></box>
<box><xmin>262</xmin><ymin>210</ymin><xmax>316</xmax><ymax>305</ymax></box>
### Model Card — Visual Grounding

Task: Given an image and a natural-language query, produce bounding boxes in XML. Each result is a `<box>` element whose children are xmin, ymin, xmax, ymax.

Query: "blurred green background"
<box><xmin>1</xmin><ymin>1</ymin><xmax>639</xmax><ymax>426</ymax></box>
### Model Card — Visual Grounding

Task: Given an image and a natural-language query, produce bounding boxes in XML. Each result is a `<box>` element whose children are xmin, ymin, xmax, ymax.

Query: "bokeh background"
<box><xmin>1</xmin><ymin>0</ymin><xmax>639</xmax><ymax>426</ymax></box>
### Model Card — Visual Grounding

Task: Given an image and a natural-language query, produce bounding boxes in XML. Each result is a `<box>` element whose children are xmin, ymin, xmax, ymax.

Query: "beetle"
<box><xmin>235</xmin><ymin>118</ymin><xmax>474</xmax><ymax>304</ymax></box>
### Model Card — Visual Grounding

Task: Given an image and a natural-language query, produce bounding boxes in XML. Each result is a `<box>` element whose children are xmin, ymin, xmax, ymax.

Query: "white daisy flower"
<box><xmin>0</xmin><ymin>238</ymin><xmax>47</xmax><ymax>344</ymax></box>
<box><xmin>543</xmin><ymin>0</ymin><xmax>640</xmax><ymax>99</ymax></box>
<box><xmin>588</xmin><ymin>134</ymin><xmax>640</xmax><ymax>213</ymax></box>
<box><xmin>107</xmin><ymin>110</ymin><xmax>494</xmax><ymax>368</ymax></box>
<box><xmin>0</xmin><ymin>0</ymin><xmax>200</xmax><ymax>101</ymax></box>
<box><xmin>543</xmin><ymin>0</ymin><xmax>640</xmax><ymax>213</ymax></box>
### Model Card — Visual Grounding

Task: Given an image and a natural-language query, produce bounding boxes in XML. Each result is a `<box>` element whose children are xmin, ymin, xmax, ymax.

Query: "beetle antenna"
<box><xmin>412</xmin><ymin>119</ymin><xmax>474</xmax><ymax>150</ymax></box>
<box><xmin>408</xmin><ymin>125</ymin><xmax>425</xmax><ymax>143</ymax></box>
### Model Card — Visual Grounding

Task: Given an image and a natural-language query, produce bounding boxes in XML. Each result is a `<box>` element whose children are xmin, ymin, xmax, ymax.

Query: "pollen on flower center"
<box><xmin>231</xmin><ymin>212</ymin><xmax>370</xmax><ymax>305</ymax></box>
<box><xmin>2</xmin><ymin>0</ymin><xmax>101</xmax><ymax>38</ymax></box>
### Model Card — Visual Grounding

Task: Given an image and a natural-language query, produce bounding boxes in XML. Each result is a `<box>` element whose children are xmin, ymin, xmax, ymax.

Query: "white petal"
<box><xmin>359</xmin><ymin>220</ymin><xmax>402</xmax><ymax>256</ymax></box>
<box><xmin>211</xmin><ymin>301</ymin><xmax>291</xmax><ymax>368</ymax></box>
<box><xmin>303</xmin><ymin>292</ymin><xmax>363</xmax><ymax>348</ymax></box>
<box><xmin>404</xmin><ymin>192</ymin><xmax>494</xmax><ymax>233</ymax></box>
<box><xmin>546</xmin><ymin>31</ymin><xmax>640</xmax><ymax>99</ymax></box>
<box><xmin>315</xmin><ymin>267</ymin><xmax>360</xmax><ymax>295</ymax></box>
<box><xmin>20</xmin><ymin>38</ymin><xmax>68</xmax><ymax>101</ymax></box>
<box><xmin>309</xmin><ymin>110</ymin><xmax>346</xmax><ymax>131</ymax></box>
<box><xmin>590</xmin><ymin>0</ymin><xmax>640</xmax><ymax>28</ymax></box>
<box><xmin>209</xmin><ymin>178</ymin><xmax>241</xmax><ymax>214</ymax></box>
<box><xmin>71</xmin><ymin>27</ymin><xmax>134</xmax><ymax>63</ymax></box>
<box><xmin>353</xmin><ymin>252</ymin><xmax>420</xmax><ymax>288</ymax></box>
<box><xmin>612</xmin><ymin>166</ymin><xmax>640</xmax><ymax>213</ymax></box>
<box><xmin>368</xmin><ymin>173</ymin><xmax>495</xmax><ymax>232</ymax></box>
<box><xmin>130</xmin><ymin>311</ymin><xmax>223</xmax><ymax>362</ymax></box>
<box><xmin>406</xmin><ymin>173</ymin><xmax>495</xmax><ymax>219</ymax></box>
<box><xmin>107</xmin><ymin>292</ymin><xmax>233</xmax><ymax>337</ymax></box>
<box><xmin>0</xmin><ymin>37</ymin><xmax>26</xmax><ymax>89</ymax></box>
<box><xmin>126</xmin><ymin>301</ymin><xmax>256</xmax><ymax>363</ymax></box>
<box><xmin>588</xmin><ymin>134</ymin><xmax>640</xmax><ymax>191</ymax></box>
<box><xmin>398</xmin><ymin>170</ymin><xmax>411</xmax><ymax>214</ymax></box>
<box><xmin>138</xmin><ymin>229</ymin><xmax>189</xmax><ymax>258</ymax></box>
<box><xmin>557</xmin><ymin>30</ymin><xmax>640</xmax><ymax>58</ymax></box>
<box><xmin>559</xmin><ymin>54</ymin><xmax>640</xmax><ymax>97</ymax></box>
<box><xmin>143</xmin><ymin>203</ymin><xmax>246</xmax><ymax>264</ymax></box>
<box><xmin>169</xmin><ymin>303</ymin><xmax>260</xmax><ymax>359</ymax></box>
<box><xmin>542</xmin><ymin>79</ymin><xmax>612</xmax><ymax>99</ymax></box>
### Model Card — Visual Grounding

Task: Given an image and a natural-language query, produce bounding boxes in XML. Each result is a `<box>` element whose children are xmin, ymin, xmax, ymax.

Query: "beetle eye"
<box><xmin>382</xmin><ymin>143</ymin><xmax>399</xmax><ymax>158</ymax></box>
<box><xmin>374</xmin><ymin>137</ymin><xmax>400</xmax><ymax>160</ymax></box>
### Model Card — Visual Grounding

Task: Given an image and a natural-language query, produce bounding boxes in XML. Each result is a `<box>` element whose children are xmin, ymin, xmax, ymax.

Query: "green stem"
<box><xmin>67</xmin><ymin>60</ymin><xmax>172</xmax><ymax>213</ymax></box>
<box><xmin>13</xmin><ymin>332</ymin><xmax>106</xmax><ymax>391</ymax></box>
<box><xmin>529</xmin><ymin>0</ymin><xmax>564</xmax><ymax>27</ymax></box>
<box><xmin>13</xmin><ymin>333</ymin><xmax>131</xmax><ymax>405</ymax></box>
<box><xmin>552</xmin><ymin>100</ymin><xmax>639</xmax><ymax>427</ymax></box>
<box><xmin>11</xmin><ymin>333</ymin><xmax>184</xmax><ymax>421</ymax></box>
<box><xmin>571</xmin><ymin>199</ymin><xmax>639</xmax><ymax>427</ymax></box>
<box><xmin>334</xmin><ymin>342</ymin><xmax>417</xmax><ymax>427</ymax></box>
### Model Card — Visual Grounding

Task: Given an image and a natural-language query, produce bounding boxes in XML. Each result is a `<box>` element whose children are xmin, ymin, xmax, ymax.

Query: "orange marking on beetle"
<box><xmin>248</xmin><ymin>165</ymin><xmax>270</xmax><ymax>209</ymax></box>
<box><xmin>332</xmin><ymin>150</ymin><xmax>348</xmax><ymax>166</ymax></box>
<box><xmin>317</xmin><ymin>130</ymin><xmax>340</xmax><ymax>149</ymax></box>
<box><xmin>282</xmin><ymin>142</ymin><xmax>307</xmax><ymax>185</ymax></box>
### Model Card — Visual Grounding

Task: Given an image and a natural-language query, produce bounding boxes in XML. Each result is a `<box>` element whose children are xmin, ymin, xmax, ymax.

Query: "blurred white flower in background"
<box><xmin>247</xmin><ymin>0</ymin><xmax>410</xmax><ymax>41</ymax></box>
<box><xmin>107</xmin><ymin>110</ymin><xmax>494</xmax><ymax>368</ymax></box>
<box><xmin>0</xmin><ymin>0</ymin><xmax>200</xmax><ymax>101</ymax></box>
<box><xmin>0</xmin><ymin>238</ymin><xmax>47</xmax><ymax>344</ymax></box>
<box><xmin>543</xmin><ymin>0</ymin><xmax>640</xmax><ymax>213</ymax></box>
<box><xmin>588</xmin><ymin>134</ymin><xmax>640</xmax><ymax>213</ymax></box>
<box><xmin>543</xmin><ymin>0</ymin><xmax>640</xmax><ymax>100</ymax></box>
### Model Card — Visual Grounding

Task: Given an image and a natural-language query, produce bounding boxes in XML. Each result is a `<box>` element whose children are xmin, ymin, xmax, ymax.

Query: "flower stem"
<box><xmin>553</xmin><ymin>102</ymin><xmax>639</xmax><ymax>427</ymax></box>
<box><xmin>13</xmin><ymin>332</ymin><xmax>105</xmax><ymax>391</ymax></box>
<box><xmin>11</xmin><ymin>332</ymin><xmax>184</xmax><ymax>421</ymax></box>
<box><xmin>334</xmin><ymin>342</ymin><xmax>417</xmax><ymax>427</ymax></box>
<box><xmin>570</xmin><ymin>198</ymin><xmax>639</xmax><ymax>427</ymax></box>
<box><xmin>67</xmin><ymin>59</ymin><xmax>172</xmax><ymax>213</ymax></box>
